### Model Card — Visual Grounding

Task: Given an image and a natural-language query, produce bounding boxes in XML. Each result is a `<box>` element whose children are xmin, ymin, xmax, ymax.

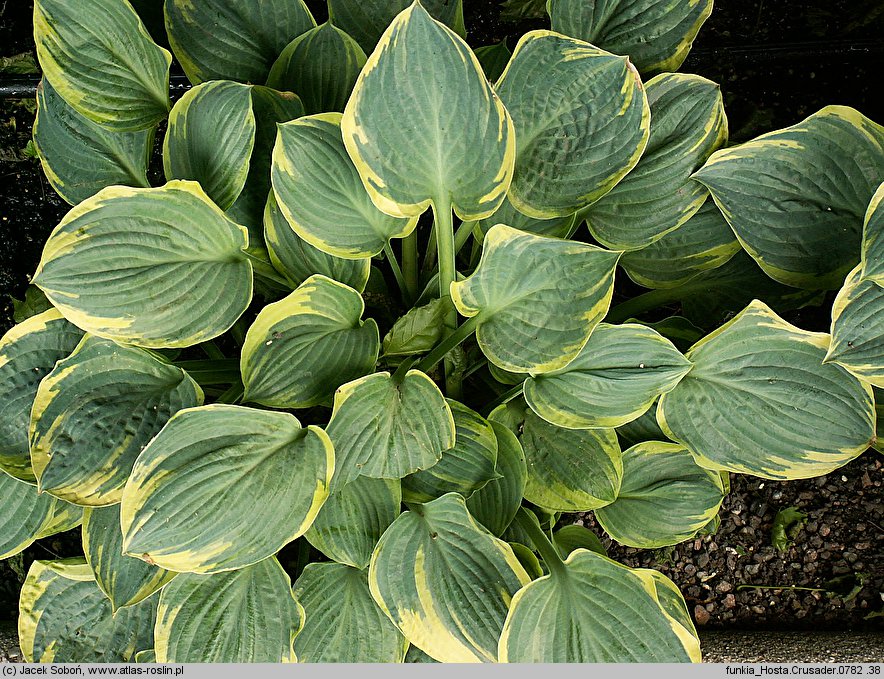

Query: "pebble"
<box><xmin>694</xmin><ymin>605</ymin><xmax>711</xmax><ymax>625</ymax></box>
<box><xmin>716</xmin><ymin>581</ymin><xmax>733</xmax><ymax>593</ymax></box>
<box><xmin>724</xmin><ymin>594</ymin><xmax>736</xmax><ymax>609</ymax></box>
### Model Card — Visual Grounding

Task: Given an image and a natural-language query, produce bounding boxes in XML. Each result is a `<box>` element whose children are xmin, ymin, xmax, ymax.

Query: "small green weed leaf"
<box><xmin>476</xmin><ymin>197</ymin><xmax>576</xmax><ymax>240</ymax></box>
<box><xmin>496</xmin><ymin>31</ymin><xmax>649</xmax><ymax>218</ymax></box>
<box><xmin>163</xmin><ymin>81</ymin><xmax>255</xmax><ymax>211</ymax></box>
<box><xmin>82</xmin><ymin>505</ymin><xmax>175</xmax><ymax>612</ymax></box>
<box><xmin>293</xmin><ymin>563</ymin><xmax>407</xmax><ymax>663</ymax></box>
<box><xmin>860</xmin><ymin>182</ymin><xmax>884</xmax><ymax>283</ymax></box>
<box><xmin>553</xmin><ymin>525</ymin><xmax>607</xmax><ymax>558</ymax></box>
<box><xmin>241</xmin><ymin>275</ymin><xmax>379</xmax><ymax>408</ymax></box>
<box><xmin>18</xmin><ymin>558</ymin><xmax>156</xmax><ymax>663</ymax></box>
<box><xmin>693</xmin><ymin>106</ymin><xmax>884</xmax><ymax>289</ymax></box>
<box><xmin>305</xmin><ymin>476</ymin><xmax>401</xmax><ymax>569</ymax></box>
<box><xmin>402</xmin><ymin>400</ymin><xmax>499</xmax><ymax>503</ymax></box>
<box><xmin>368</xmin><ymin>493</ymin><xmax>530</xmax><ymax>663</ymax></box>
<box><xmin>30</xmin><ymin>335</ymin><xmax>203</xmax><ymax>506</ymax></box>
<box><xmin>524</xmin><ymin>323</ymin><xmax>692</xmax><ymax>429</ymax></box>
<box><xmin>273</xmin><ymin>113</ymin><xmax>416</xmax><ymax>258</ymax></box>
<box><xmin>164</xmin><ymin>0</ymin><xmax>315</xmax><ymax>84</ymax></box>
<box><xmin>620</xmin><ymin>199</ymin><xmax>740</xmax><ymax>289</ymax></box>
<box><xmin>770</xmin><ymin>506</ymin><xmax>807</xmax><ymax>553</ymax></box>
<box><xmin>327</xmin><ymin>0</ymin><xmax>465</xmax><ymax>55</ymax></box>
<box><xmin>34</xmin><ymin>0</ymin><xmax>171</xmax><ymax>130</ymax></box>
<box><xmin>0</xmin><ymin>309</ymin><xmax>83</xmax><ymax>482</ymax></box>
<box><xmin>33</xmin><ymin>182</ymin><xmax>252</xmax><ymax>349</ymax></box>
<box><xmin>658</xmin><ymin>300</ymin><xmax>875</xmax><ymax>479</ymax></box>
<box><xmin>595</xmin><ymin>442</ymin><xmax>725</xmax><ymax>548</ymax></box>
<box><xmin>267</xmin><ymin>23</ymin><xmax>366</xmax><ymax>115</ymax></box>
<box><xmin>827</xmin><ymin>264</ymin><xmax>884</xmax><ymax>387</ymax></box>
<box><xmin>154</xmin><ymin>558</ymin><xmax>302</xmax><ymax>662</ymax></box>
<box><xmin>34</xmin><ymin>80</ymin><xmax>152</xmax><ymax>205</ymax></box>
<box><xmin>586</xmin><ymin>73</ymin><xmax>727</xmax><ymax>250</ymax></box>
<box><xmin>325</xmin><ymin>370</ymin><xmax>455</xmax><ymax>485</ymax></box>
<box><xmin>382</xmin><ymin>299</ymin><xmax>446</xmax><ymax>357</ymax></box>
<box><xmin>499</xmin><ymin>551</ymin><xmax>700</xmax><ymax>662</ymax></box>
<box><xmin>120</xmin><ymin>405</ymin><xmax>333</xmax><ymax>573</ymax></box>
<box><xmin>0</xmin><ymin>473</ymin><xmax>56</xmax><ymax>559</ymax></box>
<box><xmin>474</xmin><ymin>40</ymin><xmax>511</xmax><ymax>82</ymax></box>
<box><xmin>548</xmin><ymin>0</ymin><xmax>712</xmax><ymax>75</ymax></box>
<box><xmin>342</xmin><ymin>3</ymin><xmax>513</xmax><ymax>220</ymax></box>
<box><xmin>452</xmin><ymin>225</ymin><xmax>619</xmax><ymax>373</ymax></box>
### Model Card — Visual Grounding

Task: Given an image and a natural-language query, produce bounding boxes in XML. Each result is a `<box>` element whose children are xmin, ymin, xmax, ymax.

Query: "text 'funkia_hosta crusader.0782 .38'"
<box><xmin>1</xmin><ymin>0</ymin><xmax>882</xmax><ymax>664</ymax></box>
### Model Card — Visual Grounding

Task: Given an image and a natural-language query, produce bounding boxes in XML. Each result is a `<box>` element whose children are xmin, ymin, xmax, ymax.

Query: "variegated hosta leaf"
<box><xmin>369</xmin><ymin>493</ymin><xmax>530</xmax><ymax>663</ymax></box>
<box><xmin>524</xmin><ymin>323</ymin><xmax>692</xmax><ymax>429</ymax></box>
<box><xmin>33</xmin><ymin>182</ymin><xmax>252</xmax><ymax>349</ymax></box>
<box><xmin>620</xmin><ymin>199</ymin><xmax>741</xmax><ymax>289</ymax></box>
<box><xmin>34</xmin><ymin>0</ymin><xmax>171</xmax><ymax>131</ymax></box>
<box><xmin>241</xmin><ymin>274</ymin><xmax>379</xmax><ymax>408</ymax></box>
<box><xmin>616</xmin><ymin>402</ymin><xmax>669</xmax><ymax>447</ymax></box>
<box><xmin>341</xmin><ymin>3</ymin><xmax>513</xmax><ymax>220</ymax></box>
<box><xmin>476</xmin><ymin>197</ymin><xmax>576</xmax><ymax>240</ymax></box>
<box><xmin>658</xmin><ymin>300</ymin><xmax>875</xmax><ymax>479</ymax></box>
<box><xmin>82</xmin><ymin>505</ymin><xmax>175</xmax><ymax>611</ymax></box>
<box><xmin>637</xmin><ymin>316</ymin><xmax>706</xmax><ymax>353</ymax></box>
<box><xmin>594</xmin><ymin>442</ymin><xmax>725</xmax><ymax>548</ymax></box>
<box><xmin>35</xmin><ymin>500</ymin><xmax>84</xmax><ymax>540</ymax></box>
<box><xmin>586</xmin><ymin>73</ymin><xmax>728</xmax><ymax>251</ymax></box>
<box><xmin>382</xmin><ymin>299</ymin><xmax>446</xmax><ymax>357</ymax></box>
<box><xmin>155</xmin><ymin>558</ymin><xmax>302</xmax><ymax>662</ymax></box>
<box><xmin>491</xmin><ymin>400</ymin><xmax>623</xmax><ymax>511</ymax></box>
<box><xmin>640</xmin><ymin>568</ymin><xmax>699</xmax><ymax>642</ymax></box>
<box><xmin>267</xmin><ymin>23</ymin><xmax>367</xmax><ymax>115</ymax></box>
<box><xmin>451</xmin><ymin>225</ymin><xmax>620</xmax><ymax>373</ymax></box>
<box><xmin>18</xmin><ymin>558</ymin><xmax>157</xmax><ymax>663</ymax></box>
<box><xmin>265</xmin><ymin>191</ymin><xmax>370</xmax><ymax>292</ymax></box>
<box><xmin>496</xmin><ymin>31</ymin><xmax>649</xmax><ymax>219</ymax></box>
<box><xmin>402</xmin><ymin>400</ymin><xmax>499</xmax><ymax>503</ymax></box>
<box><xmin>34</xmin><ymin>80</ymin><xmax>152</xmax><ymax>205</ymax></box>
<box><xmin>548</xmin><ymin>0</ymin><xmax>713</xmax><ymax>75</ymax></box>
<box><xmin>163</xmin><ymin>81</ymin><xmax>255</xmax><ymax>211</ymax></box>
<box><xmin>499</xmin><ymin>550</ymin><xmax>700</xmax><ymax>662</ymax></box>
<box><xmin>327</xmin><ymin>0</ymin><xmax>465</xmax><ymax>55</ymax></box>
<box><xmin>164</xmin><ymin>0</ymin><xmax>315</xmax><ymax>84</ymax></box>
<box><xmin>0</xmin><ymin>472</ymin><xmax>56</xmax><ymax>559</ymax></box>
<box><xmin>294</xmin><ymin>563</ymin><xmax>407</xmax><ymax>663</ymax></box>
<box><xmin>120</xmin><ymin>405</ymin><xmax>333</xmax><ymax>573</ymax></box>
<box><xmin>465</xmin><ymin>421</ymin><xmax>527</xmax><ymax>536</ymax></box>
<box><xmin>405</xmin><ymin>645</ymin><xmax>439</xmax><ymax>663</ymax></box>
<box><xmin>134</xmin><ymin>650</ymin><xmax>156</xmax><ymax>663</ymax></box>
<box><xmin>553</xmin><ymin>525</ymin><xmax>607</xmax><ymax>558</ymax></box>
<box><xmin>305</xmin><ymin>475</ymin><xmax>401</xmax><ymax>569</ymax></box>
<box><xmin>475</xmin><ymin>40</ymin><xmax>512</xmax><ymax>82</ymax></box>
<box><xmin>326</xmin><ymin>370</ymin><xmax>455</xmax><ymax>485</ymax></box>
<box><xmin>693</xmin><ymin>106</ymin><xmax>884</xmax><ymax>290</ymax></box>
<box><xmin>827</xmin><ymin>264</ymin><xmax>884</xmax><ymax>387</ymax></box>
<box><xmin>273</xmin><ymin>113</ymin><xmax>416</xmax><ymax>258</ymax></box>
<box><xmin>860</xmin><ymin>182</ymin><xmax>884</xmax><ymax>284</ymax></box>
<box><xmin>0</xmin><ymin>309</ymin><xmax>82</xmax><ymax>482</ymax></box>
<box><xmin>30</xmin><ymin>335</ymin><xmax>203</xmax><ymax>506</ymax></box>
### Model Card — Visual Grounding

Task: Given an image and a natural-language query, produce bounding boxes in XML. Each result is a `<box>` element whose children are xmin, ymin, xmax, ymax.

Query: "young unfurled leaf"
<box><xmin>267</xmin><ymin>23</ymin><xmax>367</xmax><ymax>115</ymax></box>
<box><xmin>770</xmin><ymin>506</ymin><xmax>807</xmax><ymax>553</ymax></box>
<box><xmin>120</xmin><ymin>405</ymin><xmax>333</xmax><ymax>573</ymax></box>
<box><xmin>382</xmin><ymin>299</ymin><xmax>446</xmax><ymax>357</ymax></box>
<box><xmin>524</xmin><ymin>323</ymin><xmax>692</xmax><ymax>429</ymax></box>
<box><xmin>658</xmin><ymin>301</ymin><xmax>875</xmax><ymax>479</ymax></box>
<box><xmin>548</xmin><ymin>0</ymin><xmax>713</xmax><ymax>75</ymax></box>
<box><xmin>860</xmin><ymin>182</ymin><xmax>884</xmax><ymax>284</ymax></box>
<box><xmin>294</xmin><ymin>563</ymin><xmax>407</xmax><ymax>663</ymax></box>
<box><xmin>30</xmin><ymin>335</ymin><xmax>203</xmax><ymax>506</ymax></box>
<box><xmin>595</xmin><ymin>442</ymin><xmax>725</xmax><ymax>548</ymax></box>
<box><xmin>33</xmin><ymin>182</ymin><xmax>252</xmax><ymax>349</ymax></box>
<box><xmin>693</xmin><ymin>106</ymin><xmax>884</xmax><ymax>290</ymax></box>
<box><xmin>368</xmin><ymin>493</ymin><xmax>530</xmax><ymax>662</ymax></box>
<box><xmin>0</xmin><ymin>309</ymin><xmax>83</xmax><ymax>482</ymax></box>
<box><xmin>164</xmin><ymin>0</ymin><xmax>315</xmax><ymax>84</ymax></box>
<box><xmin>826</xmin><ymin>264</ymin><xmax>884</xmax><ymax>387</ymax></box>
<box><xmin>341</xmin><ymin>3</ymin><xmax>513</xmax><ymax>221</ymax></box>
<box><xmin>496</xmin><ymin>31</ymin><xmax>649</xmax><ymax>218</ymax></box>
<box><xmin>586</xmin><ymin>73</ymin><xmax>727</xmax><ymax>251</ymax></box>
<box><xmin>553</xmin><ymin>525</ymin><xmax>607</xmax><ymax>558</ymax></box>
<box><xmin>451</xmin><ymin>225</ymin><xmax>620</xmax><ymax>373</ymax></box>
<box><xmin>474</xmin><ymin>40</ymin><xmax>512</xmax><ymax>82</ymax></box>
<box><xmin>34</xmin><ymin>80</ymin><xmax>152</xmax><ymax>205</ymax></box>
<box><xmin>34</xmin><ymin>0</ymin><xmax>171</xmax><ymax>130</ymax></box>
<box><xmin>18</xmin><ymin>558</ymin><xmax>157</xmax><ymax>663</ymax></box>
<box><xmin>154</xmin><ymin>558</ymin><xmax>302</xmax><ymax>662</ymax></box>
<box><xmin>273</xmin><ymin>114</ymin><xmax>416</xmax><ymax>258</ymax></box>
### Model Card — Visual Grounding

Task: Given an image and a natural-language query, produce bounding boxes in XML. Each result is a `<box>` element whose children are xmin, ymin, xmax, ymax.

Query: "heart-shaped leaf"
<box><xmin>826</xmin><ymin>264</ymin><xmax>884</xmax><ymax>387</ymax></box>
<box><xmin>860</xmin><ymin>182</ymin><xmax>884</xmax><ymax>284</ymax></box>
<box><xmin>121</xmin><ymin>405</ymin><xmax>333</xmax><ymax>573</ymax></box>
<box><xmin>451</xmin><ymin>225</ymin><xmax>620</xmax><ymax>373</ymax></box>
<box><xmin>369</xmin><ymin>493</ymin><xmax>530</xmax><ymax>663</ymax></box>
<box><xmin>693</xmin><ymin>106</ymin><xmax>884</xmax><ymax>289</ymax></box>
<box><xmin>30</xmin><ymin>335</ymin><xmax>203</xmax><ymax>506</ymax></box>
<box><xmin>496</xmin><ymin>31</ymin><xmax>649</xmax><ymax>218</ymax></box>
<box><xmin>0</xmin><ymin>473</ymin><xmax>57</xmax><ymax>559</ymax></box>
<box><xmin>524</xmin><ymin>323</ymin><xmax>692</xmax><ymax>429</ymax></box>
<box><xmin>465</xmin><ymin>421</ymin><xmax>527</xmax><ymax>537</ymax></box>
<box><xmin>658</xmin><ymin>300</ymin><xmax>875</xmax><ymax>479</ymax></box>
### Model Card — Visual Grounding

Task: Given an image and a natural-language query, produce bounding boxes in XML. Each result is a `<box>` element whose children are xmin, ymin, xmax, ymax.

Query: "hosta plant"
<box><xmin>2</xmin><ymin>0</ymin><xmax>882</xmax><ymax>664</ymax></box>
